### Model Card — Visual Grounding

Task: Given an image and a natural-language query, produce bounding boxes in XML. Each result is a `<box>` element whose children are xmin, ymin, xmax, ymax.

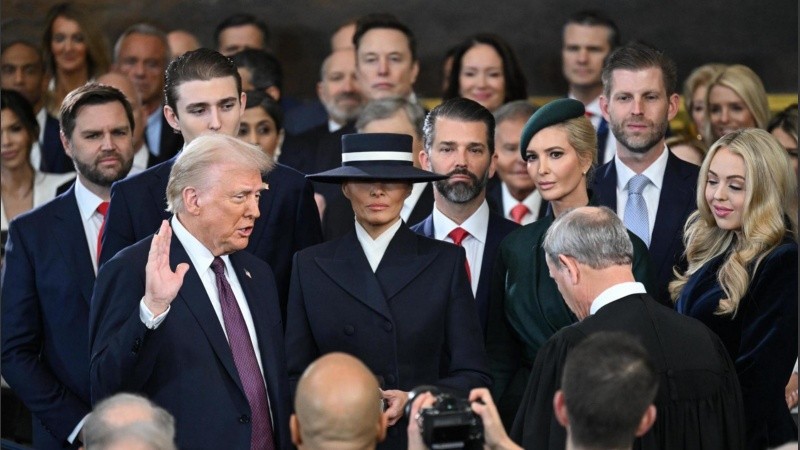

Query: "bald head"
<box><xmin>292</xmin><ymin>353</ymin><xmax>386</xmax><ymax>450</ymax></box>
<box><xmin>98</xmin><ymin>71</ymin><xmax>145</xmax><ymax>149</ymax></box>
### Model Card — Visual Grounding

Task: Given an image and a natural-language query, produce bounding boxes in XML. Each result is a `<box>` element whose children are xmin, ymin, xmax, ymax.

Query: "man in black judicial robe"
<box><xmin>510</xmin><ymin>206</ymin><xmax>744</xmax><ymax>450</ymax></box>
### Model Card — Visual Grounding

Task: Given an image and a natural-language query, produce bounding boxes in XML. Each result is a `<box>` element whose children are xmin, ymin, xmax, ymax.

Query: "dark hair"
<box><xmin>423</xmin><ymin>97</ymin><xmax>496</xmax><ymax>154</ymax></box>
<box><xmin>353</xmin><ymin>13</ymin><xmax>417</xmax><ymax>61</ymax></box>
<box><xmin>562</xmin><ymin>332</ymin><xmax>658</xmax><ymax>449</ymax></box>
<box><xmin>164</xmin><ymin>48</ymin><xmax>242</xmax><ymax>114</ymax></box>
<box><xmin>42</xmin><ymin>2</ymin><xmax>110</xmax><ymax>78</ymax></box>
<box><xmin>564</xmin><ymin>10</ymin><xmax>621</xmax><ymax>48</ymax></box>
<box><xmin>1</xmin><ymin>89</ymin><xmax>40</xmax><ymax>142</ymax></box>
<box><xmin>443</xmin><ymin>33</ymin><xmax>527</xmax><ymax>107</ymax></box>
<box><xmin>601</xmin><ymin>41</ymin><xmax>678</xmax><ymax>97</ymax></box>
<box><xmin>213</xmin><ymin>13</ymin><xmax>270</xmax><ymax>49</ymax></box>
<box><xmin>244</xmin><ymin>89</ymin><xmax>284</xmax><ymax>131</ymax></box>
<box><xmin>230</xmin><ymin>48</ymin><xmax>283</xmax><ymax>91</ymax></box>
<box><xmin>1</xmin><ymin>40</ymin><xmax>44</xmax><ymax>67</ymax></box>
<box><xmin>767</xmin><ymin>103</ymin><xmax>798</xmax><ymax>142</ymax></box>
<box><xmin>60</xmin><ymin>82</ymin><xmax>135</xmax><ymax>139</ymax></box>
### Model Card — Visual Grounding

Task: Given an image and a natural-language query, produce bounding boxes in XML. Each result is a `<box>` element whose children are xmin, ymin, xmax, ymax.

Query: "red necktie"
<box><xmin>448</xmin><ymin>227</ymin><xmax>472</xmax><ymax>284</ymax></box>
<box><xmin>510</xmin><ymin>204</ymin><xmax>530</xmax><ymax>224</ymax></box>
<box><xmin>210</xmin><ymin>257</ymin><xmax>275</xmax><ymax>450</ymax></box>
<box><xmin>96</xmin><ymin>202</ymin><xmax>110</xmax><ymax>264</ymax></box>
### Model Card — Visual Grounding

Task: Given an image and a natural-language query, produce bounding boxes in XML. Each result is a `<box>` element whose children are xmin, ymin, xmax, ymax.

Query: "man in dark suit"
<box><xmin>511</xmin><ymin>206</ymin><xmax>744</xmax><ymax>450</ymax></box>
<box><xmin>280</xmin><ymin>49</ymin><xmax>363</xmax><ymax>174</ymax></box>
<box><xmin>411</xmin><ymin>98</ymin><xmax>518</xmax><ymax>333</ymax></box>
<box><xmin>99</xmin><ymin>48</ymin><xmax>322</xmax><ymax>314</ymax></box>
<box><xmin>322</xmin><ymin>98</ymin><xmax>433</xmax><ymax>240</ymax></box>
<box><xmin>1</xmin><ymin>40</ymin><xmax>72</xmax><ymax>173</ymax></box>
<box><xmin>593</xmin><ymin>42</ymin><xmax>699</xmax><ymax>305</ymax></box>
<box><xmin>90</xmin><ymin>134</ymin><xmax>292</xmax><ymax>450</ymax></box>
<box><xmin>113</xmin><ymin>23</ymin><xmax>183</xmax><ymax>167</ymax></box>
<box><xmin>2</xmin><ymin>83</ymin><xmax>137</xmax><ymax>449</ymax></box>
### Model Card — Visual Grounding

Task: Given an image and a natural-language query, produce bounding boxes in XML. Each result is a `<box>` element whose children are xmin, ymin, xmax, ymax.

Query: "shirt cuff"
<box><xmin>67</xmin><ymin>414</ymin><xmax>89</xmax><ymax>444</ymax></box>
<box><xmin>139</xmin><ymin>298</ymin><xmax>170</xmax><ymax>329</ymax></box>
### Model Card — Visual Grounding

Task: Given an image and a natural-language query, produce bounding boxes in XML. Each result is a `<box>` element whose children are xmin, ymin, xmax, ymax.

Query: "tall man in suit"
<box><xmin>487</xmin><ymin>100</ymin><xmax>547</xmax><ymax>224</ymax></box>
<box><xmin>99</xmin><ymin>48</ymin><xmax>322</xmax><ymax>315</ymax></box>
<box><xmin>562</xmin><ymin>11</ymin><xmax>620</xmax><ymax>164</ymax></box>
<box><xmin>511</xmin><ymin>206</ymin><xmax>744</xmax><ymax>450</ymax></box>
<box><xmin>2</xmin><ymin>83</ymin><xmax>136</xmax><ymax>449</ymax></box>
<box><xmin>593</xmin><ymin>42</ymin><xmax>699</xmax><ymax>305</ymax></box>
<box><xmin>412</xmin><ymin>97</ymin><xmax>518</xmax><ymax>333</ymax></box>
<box><xmin>90</xmin><ymin>134</ymin><xmax>292</xmax><ymax>450</ymax></box>
<box><xmin>114</xmin><ymin>23</ymin><xmax>183</xmax><ymax>166</ymax></box>
<box><xmin>1</xmin><ymin>41</ymin><xmax>71</xmax><ymax>173</ymax></box>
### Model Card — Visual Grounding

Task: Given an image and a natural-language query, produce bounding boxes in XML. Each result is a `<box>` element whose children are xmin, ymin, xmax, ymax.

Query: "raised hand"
<box><xmin>144</xmin><ymin>220</ymin><xmax>190</xmax><ymax>316</ymax></box>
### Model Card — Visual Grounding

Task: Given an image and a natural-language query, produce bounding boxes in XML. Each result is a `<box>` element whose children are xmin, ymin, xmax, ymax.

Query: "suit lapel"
<box><xmin>376</xmin><ymin>224</ymin><xmax>438</xmax><ymax>300</ymax></box>
<box><xmin>147</xmin><ymin>160</ymin><xmax>173</xmax><ymax>221</ymax></box>
<box><xmin>230</xmin><ymin>252</ymin><xmax>276</xmax><ymax>366</ymax></box>
<box><xmin>408</xmin><ymin>183</ymin><xmax>434</xmax><ymax>225</ymax></box>
<box><xmin>650</xmin><ymin>152</ymin><xmax>693</xmax><ymax>273</ymax></box>
<box><xmin>315</xmin><ymin>232</ymin><xmax>393</xmax><ymax>320</ymax></box>
<box><xmin>52</xmin><ymin>188</ymin><xmax>95</xmax><ymax>305</ymax></box>
<box><xmin>478</xmin><ymin>214</ymin><xmax>503</xmax><ymax>293</ymax></box>
<box><xmin>593</xmin><ymin>162</ymin><xmax>618</xmax><ymax>210</ymax></box>
<box><xmin>169</xmin><ymin>238</ymin><xmax>244</xmax><ymax>393</ymax></box>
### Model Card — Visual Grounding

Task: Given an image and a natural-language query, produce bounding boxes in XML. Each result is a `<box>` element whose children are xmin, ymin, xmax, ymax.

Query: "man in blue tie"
<box><xmin>592</xmin><ymin>42</ymin><xmax>699</xmax><ymax>305</ymax></box>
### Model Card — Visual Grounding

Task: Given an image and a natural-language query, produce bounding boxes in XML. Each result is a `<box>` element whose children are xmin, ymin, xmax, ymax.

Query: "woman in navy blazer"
<box><xmin>284</xmin><ymin>133</ymin><xmax>491</xmax><ymax>450</ymax></box>
<box><xmin>672</xmin><ymin>129</ymin><xmax>798</xmax><ymax>450</ymax></box>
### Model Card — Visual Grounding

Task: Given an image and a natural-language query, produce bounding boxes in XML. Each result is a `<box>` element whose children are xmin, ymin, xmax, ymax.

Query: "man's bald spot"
<box><xmin>295</xmin><ymin>353</ymin><xmax>382</xmax><ymax>447</ymax></box>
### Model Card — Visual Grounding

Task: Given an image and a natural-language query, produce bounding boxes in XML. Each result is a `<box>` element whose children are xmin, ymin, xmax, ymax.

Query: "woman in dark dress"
<box><xmin>672</xmin><ymin>128</ymin><xmax>798</xmax><ymax>450</ymax></box>
<box><xmin>485</xmin><ymin>99</ymin><xmax>654</xmax><ymax>426</ymax></box>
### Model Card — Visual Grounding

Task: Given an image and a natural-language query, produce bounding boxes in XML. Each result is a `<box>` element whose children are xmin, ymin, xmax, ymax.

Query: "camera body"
<box><xmin>409</xmin><ymin>386</ymin><xmax>484</xmax><ymax>449</ymax></box>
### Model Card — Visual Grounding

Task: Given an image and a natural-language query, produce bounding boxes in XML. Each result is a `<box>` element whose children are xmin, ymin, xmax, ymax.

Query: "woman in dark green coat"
<box><xmin>485</xmin><ymin>99</ymin><xmax>654</xmax><ymax>426</ymax></box>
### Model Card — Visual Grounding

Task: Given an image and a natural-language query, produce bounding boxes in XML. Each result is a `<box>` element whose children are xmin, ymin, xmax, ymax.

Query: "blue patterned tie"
<box><xmin>624</xmin><ymin>174</ymin><xmax>650</xmax><ymax>247</ymax></box>
<box><xmin>211</xmin><ymin>257</ymin><xmax>274</xmax><ymax>450</ymax></box>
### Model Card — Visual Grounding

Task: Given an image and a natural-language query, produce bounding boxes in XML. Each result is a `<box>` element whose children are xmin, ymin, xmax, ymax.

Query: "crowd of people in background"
<box><xmin>0</xmin><ymin>3</ymin><xmax>797</xmax><ymax>450</ymax></box>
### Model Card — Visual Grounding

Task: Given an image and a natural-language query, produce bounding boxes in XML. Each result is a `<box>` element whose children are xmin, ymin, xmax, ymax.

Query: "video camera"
<box><xmin>405</xmin><ymin>385</ymin><xmax>483</xmax><ymax>450</ymax></box>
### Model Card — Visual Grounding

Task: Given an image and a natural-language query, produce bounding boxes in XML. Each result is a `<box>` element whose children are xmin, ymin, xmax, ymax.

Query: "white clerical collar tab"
<box><xmin>341</xmin><ymin>151</ymin><xmax>413</xmax><ymax>163</ymax></box>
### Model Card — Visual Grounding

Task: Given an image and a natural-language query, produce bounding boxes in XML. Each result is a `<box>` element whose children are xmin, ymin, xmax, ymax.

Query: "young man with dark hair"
<box><xmin>353</xmin><ymin>13</ymin><xmax>419</xmax><ymax>102</ymax></box>
<box><xmin>2</xmin><ymin>83</ymin><xmax>136</xmax><ymax>449</ymax></box>
<box><xmin>214</xmin><ymin>13</ymin><xmax>270</xmax><ymax>56</ymax></box>
<box><xmin>100</xmin><ymin>48</ymin><xmax>322</xmax><ymax>316</ymax></box>
<box><xmin>413</xmin><ymin>97</ymin><xmax>518</xmax><ymax>333</ymax></box>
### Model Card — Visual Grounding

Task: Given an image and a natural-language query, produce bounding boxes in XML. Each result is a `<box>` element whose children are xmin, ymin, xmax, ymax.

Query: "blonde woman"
<box><xmin>672</xmin><ymin>129</ymin><xmax>798</xmax><ymax>450</ymax></box>
<box><xmin>703</xmin><ymin>65</ymin><xmax>769</xmax><ymax>144</ymax></box>
<box><xmin>683</xmin><ymin>63</ymin><xmax>726</xmax><ymax>146</ymax></box>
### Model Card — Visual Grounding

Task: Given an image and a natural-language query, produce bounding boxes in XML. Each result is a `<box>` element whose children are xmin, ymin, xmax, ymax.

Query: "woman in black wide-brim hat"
<box><xmin>284</xmin><ymin>132</ymin><xmax>491</xmax><ymax>450</ymax></box>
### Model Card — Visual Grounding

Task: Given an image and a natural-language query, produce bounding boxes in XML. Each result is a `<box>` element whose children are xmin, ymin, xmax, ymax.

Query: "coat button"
<box><xmin>386</xmin><ymin>374</ymin><xmax>396</xmax><ymax>384</ymax></box>
<box><xmin>239</xmin><ymin>414</ymin><xmax>250</xmax><ymax>424</ymax></box>
<box><xmin>383</xmin><ymin>321</ymin><xmax>393</xmax><ymax>332</ymax></box>
<box><xmin>131</xmin><ymin>338</ymin><xmax>141</xmax><ymax>354</ymax></box>
<box><xmin>343</xmin><ymin>325</ymin><xmax>355</xmax><ymax>335</ymax></box>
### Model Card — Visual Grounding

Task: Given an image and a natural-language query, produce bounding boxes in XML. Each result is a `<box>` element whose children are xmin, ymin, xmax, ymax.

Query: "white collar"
<box><xmin>170</xmin><ymin>215</ymin><xmax>231</xmax><ymax>276</ymax></box>
<box><xmin>432</xmin><ymin>200</ymin><xmax>490</xmax><ymax>244</ymax></box>
<box><xmin>353</xmin><ymin>217</ymin><xmax>403</xmax><ymax>272</ymax></box>
<box><xmin>590</xmin><ymin>281</ymin><xmax>647</xmax><ymax>315</ymax></box>
<box><xmin>328</xmin><ymin>119</ymin><xmax>344</xmax><ymax>133</ymax></box>
<box><xmin>614</xmin><ymin>145</ymin><xmax>669</xmax><ymax>191</ymax></box>
<box><xmin>500</xmin><ymin>182</ymin><xmax>541</xmax><ymax>218</ymax></box>
<box><xmin>73</xmin><ymin>176</ymin><xmax>105</xmax><ymax>222</ymax></box>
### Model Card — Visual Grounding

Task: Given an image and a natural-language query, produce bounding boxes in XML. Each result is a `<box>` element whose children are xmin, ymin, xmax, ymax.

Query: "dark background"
<box><xmin>2</xmin><ymin>0</ymin><xmax>797</xmax><ymax>101</ymax></box>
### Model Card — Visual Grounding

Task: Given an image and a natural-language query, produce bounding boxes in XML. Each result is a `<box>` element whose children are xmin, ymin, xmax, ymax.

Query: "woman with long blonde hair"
<box><xmin>672</xmin><ymin>128</ymin><xmax>798</xmax><ymax>450</ymax></box>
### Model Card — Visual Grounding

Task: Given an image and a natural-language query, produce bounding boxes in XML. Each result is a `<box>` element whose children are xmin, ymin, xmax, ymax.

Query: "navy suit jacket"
<box><xmin>89</xmin><ymin>235</ymin><xmax>292</xmax><ymax>450</ymax></box>
<box><xmin>285</xmin><ymin>224</ymin><xmax>491</xmax><ymax>450</ymax></box>
<box><xmin>410</xmin><ymin>209</ymin><xmax>519</xmax><ymax>334</ymax></box>
<box><xmin>99</xmin><ymin>156</ymin><xmax>322</xmax><ymax>316</ymax></box>
<box><xmin>39</xmin><ymin>112</ymin><xmax>72</xmax><ymax>174</ymax></box>
<box><xmin>279</xmin><ymin>122</ymin><xmax>354</xmax><ymax>175</ymax></box>
<box><xmin>592</xmin><ymin>150</ymin><xmax>699</xmax><ymax>305</ymax></box>
<box><xmin>147</xmin><ymin>113</ymin><xmax>184</xmax><ymax>167</ymax></box>
<box><xmin>1</xmin><ymin>186</ymin><xmax>92</xmax><ymax>449</ymax></box>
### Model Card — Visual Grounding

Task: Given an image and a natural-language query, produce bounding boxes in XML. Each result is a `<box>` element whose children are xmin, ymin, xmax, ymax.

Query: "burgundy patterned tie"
<box><xmin>210</xmin><ymin>257</ymin><xmax>274</xmax><ymax>450</ymax></box>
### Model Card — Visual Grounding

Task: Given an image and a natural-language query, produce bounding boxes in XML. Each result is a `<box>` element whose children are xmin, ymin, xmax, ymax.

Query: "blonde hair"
<box><xmin>560</xmin><ymin>115</ymin><xmax>597</xmax><ymax>182</ymax></box>
<box><xmin>166</xmin><ymin>134</ymin><xmax>273</xmax><ymax>214</ymax></box>
<box><xmin>670</xmin><ymin>129</ymin><xmax>798</xmax><ymax>315</ymax></box>
<box><xmin>702</xmin><ymin>65</ymin><xmax>769</xmax><ymax>143</ymax></box>
<box><xmin>682</xmin><ymin>63</ymin><xmax>726</xmax><ymax>144</ymax></box>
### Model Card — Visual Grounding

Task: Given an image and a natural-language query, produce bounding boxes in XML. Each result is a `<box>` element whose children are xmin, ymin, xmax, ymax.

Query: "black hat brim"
<box><xmin>306</xmin><ymin>164</ymin><xmax>448</xmax><ymax>184</ymax></box>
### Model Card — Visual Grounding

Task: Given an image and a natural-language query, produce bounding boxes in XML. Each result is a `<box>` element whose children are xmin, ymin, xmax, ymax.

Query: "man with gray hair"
<box><xmin>322</xmin><ymin>98</ymin><xmax>433</xmax><ymax>240</ymax></box>
<box><xmin>113</xmin><ymin>23</ymin><xmax>183</xmax><ymax>165</ymax></box>
<box><xmin>90</xmin><ymin>134</ymin><xmax>293</xmax><ymax>449</ymax></box>
<box><xmin>511</xmin><ymin>206</ymin><xmax>745</xmax><ymax>450</ymax></box>
<box><xmin>82</xmin><ymin>393</ymin><xmax>175</xmax><ymax>449</ymax></box>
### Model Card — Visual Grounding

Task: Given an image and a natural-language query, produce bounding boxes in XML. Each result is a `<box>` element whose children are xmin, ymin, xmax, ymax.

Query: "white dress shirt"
<box><xmin>501</xmin><ymin>182</ymin><xmax>542</xmax><ymax>225</ymax></box>
<box><xmin>400</xmin><ymin>182</ymin><xmax>428</xmax><ymax>223</ymax></box>
<box><xmin>614</xmin><ymin>146</ymin><xmax>669</xmax><ymax>241</ymax></box>
<box><xmin>590</xmin><ymin>281</ymin><xmax>648</xmax><ymax>315</ymax></box>
<box><xmin>73</xmin><ymin>176</ymin><xmax>107</xmax><ymax>274</ymax></box>
<box><xmin>354</xmin><ymin>217</ymin><xmax>403</xmax><ymax>272</ymax></box>
<box><xmin>129</xmin><ymin>142</ymin><xmax>151</xmax><ymax>177</ymax></box>
<box><xmin>432</xmin><ymin>201</ymin><xmax>490</xmax><ymax>295</ymax></box>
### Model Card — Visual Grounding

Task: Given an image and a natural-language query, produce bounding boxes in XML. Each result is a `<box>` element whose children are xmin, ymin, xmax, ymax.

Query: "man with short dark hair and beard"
<box><xmin>1</xmin><ymin>82</ymin><xmax>136</xmax><ymax>449</ymax></box>
<box><xmin>412</xmin><ymin>97</ymin><xmax>518</xmax><ymax>333</ymax></box>
<box><xmin>593</xmin><ymin>42</ymin><xmax>699</xmax><ymax>305</ymax></box>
